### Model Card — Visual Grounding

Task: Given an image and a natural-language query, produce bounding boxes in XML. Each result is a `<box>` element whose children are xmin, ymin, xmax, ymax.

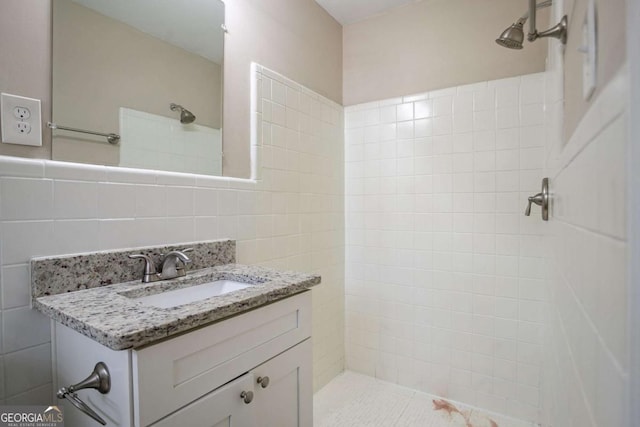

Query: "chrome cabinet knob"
<box><xmin>524</xmin><ymin>177</ymin><xmax>549</xmax><ymax>221</ymax></box>
<box><xmin>240</xmin><ymin>390</ymin><xmax>254</xmax><ymax>404</ymax></box>
<box><xmin>257</xmin><ymin>376</ymin><xmax>270</xmax><ymax>388</ymax></box>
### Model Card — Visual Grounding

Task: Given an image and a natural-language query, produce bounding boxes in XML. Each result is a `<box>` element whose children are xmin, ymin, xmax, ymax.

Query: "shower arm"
<box><xmin>529</xmin><ymin>0</ymin><xmax>538</xmax><ymax>39</ymax></box>
<box><xmin>515</xmin><ymin>0</ymin><xmax>551</xmax><ymax>27</ymax></box>
<box><xmin>527</xmin><ymin>0</ymin><xmax>568</xmax><ymax>43</ymax></box>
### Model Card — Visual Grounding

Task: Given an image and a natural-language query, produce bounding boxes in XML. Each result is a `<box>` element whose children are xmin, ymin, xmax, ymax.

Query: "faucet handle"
<box><xmin>523</xmin><ymin>177</ymin><xmax>549</xmax><ymax>221</ymax></box>
<box><xmin>128</xmin><ymin>254</ymin><xmax>159</xmax><ymax>283</ymax></box>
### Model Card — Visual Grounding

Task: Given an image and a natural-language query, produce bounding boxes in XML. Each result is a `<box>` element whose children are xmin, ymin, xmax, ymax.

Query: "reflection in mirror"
<box><xmin>52</xmin><ymin>0</ymin><xmax>225</xmax><ymax>176</ymax></box>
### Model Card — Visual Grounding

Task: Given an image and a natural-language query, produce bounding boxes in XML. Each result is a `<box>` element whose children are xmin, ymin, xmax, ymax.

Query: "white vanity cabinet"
<box><xmin>53</xmin><ymin>291</ymin><xmax>312</xmax><ymax>427</ymax></box>
<box><xmin>153</xmin><ymin>340</ymin><xmax>311</xmax><ymax>427</ymax></box>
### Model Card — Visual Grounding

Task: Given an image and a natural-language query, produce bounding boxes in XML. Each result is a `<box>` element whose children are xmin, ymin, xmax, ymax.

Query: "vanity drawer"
<box><xmin>132</xmin><ymin>291</ymin><xmax>311</xmax><ymax>427</ymax></box>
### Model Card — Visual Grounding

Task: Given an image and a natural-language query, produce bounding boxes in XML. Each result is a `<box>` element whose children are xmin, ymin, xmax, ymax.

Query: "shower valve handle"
<box><xmin>524</xmin><ymin>177</ymin><xmax>549</xmax><ymax>221</ymax></box>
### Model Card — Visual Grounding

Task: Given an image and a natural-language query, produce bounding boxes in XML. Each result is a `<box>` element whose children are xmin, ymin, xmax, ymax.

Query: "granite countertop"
<box><xmin>33</xmin><ymin>264</ymin><xmax>320</xmax><ymax>350</ymax></box>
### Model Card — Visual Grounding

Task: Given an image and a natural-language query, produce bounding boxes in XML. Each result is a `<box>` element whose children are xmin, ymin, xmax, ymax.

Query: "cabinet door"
<box><xmin>252</xmin><ymin>339</ymin><xmax>312</xmax><ymax>427</ymax></box>
<box><xmin>150</xmin><ymin>373</ymin><xmax>256</xmax><ymax>427</ymax></box>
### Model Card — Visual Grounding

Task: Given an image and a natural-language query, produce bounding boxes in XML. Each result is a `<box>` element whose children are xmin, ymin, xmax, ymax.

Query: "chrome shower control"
<box><xmin>524</xmin><ymin>177</ymin><xmax>549</xmax><ymax>221</ymax></box>
<box><xmin>257</xmin><ymin>376</ymin><xmax>270</xmax><ymax>389</ymax></box>
<box><xmin>240</xmin><ymin>390</ymin><xmax>254</xmax><ymax>404</ymax></box>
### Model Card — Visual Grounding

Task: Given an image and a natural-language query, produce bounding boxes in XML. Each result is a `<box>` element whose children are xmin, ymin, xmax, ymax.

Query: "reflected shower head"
<box><xmin>170</xmin><ymin>103</ymin><xmax>196</xmax><ymax>124</ymax></box>
<box><xmin>496</xmin><ymin>20</ymin><xmax>525</xmax><ymax>49</ymax></box>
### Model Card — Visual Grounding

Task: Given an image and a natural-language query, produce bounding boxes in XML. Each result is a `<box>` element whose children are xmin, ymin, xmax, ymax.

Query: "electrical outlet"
<box><xmin>16</xmin><ymin>122</ymin><xmax>31</xmax><ymax>134</ymax></box>
<box><xmin>13</xmin><ymin>106</ymin><xmax>30</xmax><ymax>120</ymax></box>
<box><xmin>1</xmin><ymin>93</ymin><xmax>42</xmax><ymax>146</ymax></box>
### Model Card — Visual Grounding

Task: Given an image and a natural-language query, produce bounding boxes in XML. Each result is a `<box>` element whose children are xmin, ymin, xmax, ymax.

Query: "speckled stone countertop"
<box><xmin>34</xmin><ymin>263</ymin><xmax>320</xmax><ymax>350</ymax></box>
<box><xmin>32</xmin><ymin>240</ymin><xmax>236</xmax><ymax>298</ymax></box>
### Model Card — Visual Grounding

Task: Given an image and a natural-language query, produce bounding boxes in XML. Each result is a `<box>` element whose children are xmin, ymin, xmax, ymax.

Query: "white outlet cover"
<box><xmin>1</xmin><ymin>93</ymin><xmax>42</xmax><ymax>146</ymax></box>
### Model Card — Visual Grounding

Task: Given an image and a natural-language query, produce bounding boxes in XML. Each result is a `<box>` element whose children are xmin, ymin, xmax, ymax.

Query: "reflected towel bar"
<box><xmin>47</xmin><ymin>122</ymin><xmax>120</xmax><ymax>145</ymax></box>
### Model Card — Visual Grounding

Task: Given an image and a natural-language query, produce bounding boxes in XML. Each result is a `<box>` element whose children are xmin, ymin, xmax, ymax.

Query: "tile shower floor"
<box><xmin>314</xmin><ymin>371</ymin><xmax>536</xmax><ymax>427</ymax></box>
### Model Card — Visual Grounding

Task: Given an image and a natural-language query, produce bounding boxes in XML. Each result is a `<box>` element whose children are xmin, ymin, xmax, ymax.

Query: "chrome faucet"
<box><xmin>160</xmin><ymin>249</ymin><xmax>193</xmax><ymax>280</ymax></box>
<box><xmin>129</xmin><ymin>248</ymin><xmax>193</xmax><ymax>283</ymax></box>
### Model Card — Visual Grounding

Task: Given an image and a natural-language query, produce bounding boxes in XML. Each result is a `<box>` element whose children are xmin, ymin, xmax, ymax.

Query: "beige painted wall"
<box><xmin>562</xmin><ymin>0</ymin><xmax>626</xmax><ymax>138</ymax></box>
<box><xmin>52</xmin><ymin>0</ymin><xmax>222</xmax><ymax>166</ymax></box>
<box><xmin>0</xmin><ymin>0</ymin><xmax>52</xmax><ymax>159</ymax></box>
<box><xmin>0</xmin><ymin>0</ymin><xmax>343</xmax><ymax>178</ymax></box>
<box><xmin>223</xmin><ymin>0</ymin><xmax>343</xmax><ymax>177</ymax></box>
<box><xmin>343</xmin><ymin>0</ymin><xmax>548</xmax><ymax>106</ymax></box>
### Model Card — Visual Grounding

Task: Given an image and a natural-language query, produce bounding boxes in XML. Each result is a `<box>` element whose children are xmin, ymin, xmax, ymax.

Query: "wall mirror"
<box><xmin>51</xmin><ymin>0</ymin><xmax>225</xmax><ymax>176</ymax></box>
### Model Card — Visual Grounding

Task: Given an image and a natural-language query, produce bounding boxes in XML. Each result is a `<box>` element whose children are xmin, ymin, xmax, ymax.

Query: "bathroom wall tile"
<box><xmin>4</xmin><ymin>383</ymin><xmax>51</xmax><ymax>406</ymax></box>
<box><xmin>1</xmin><ymin>221</ymin><xmax>55</xmax><ymax>265</ymax></box>
<box><xmin>433</xmin><ymin>96</ymin><xmax>453</xmax><ymax>116</ymax></box>
<box><xmin>98</xmin><ymin>219</ymin><xmax>138</xmax><ymax>250</ymax></box>
<box><xmin>105</xmin><ymin>166</ymin><xmax>157</xmax><ymax>185</ymax></box>
<box><xmin>496</xmin><ymin>128</ymin><xmax>519</xmax><ymax>150</ymax></box>
<box><xmin>135</xmin><ymin>185</ymin><xmax>166</xmax><ymax>217</ymax></box>
<box><xmin>1</xmin><ymin>265</ymin><xmax>30</xmax><ymax>309</ymax></box>
<box><xmin>4</xmin><ymin>343</ymin><xmax>51</xmax><ymax>397</ymax></box>
<box><xmin>519</xmin><ymin>74</ymin><xmax>544</xmax><ymax>105</ymax></box>
<box><xmin>0</xmin><ymin>178</ymin><xmax>53</xmax><ymax>221</ymax></box>
<box><xmin>165</xmin><ymin>186</ymin><xmax>194</xmax><ymax>217</ymax></box>
<box><xmin>53</xmin><ymin>180</ymin><xmax>99</xmax><ymax>219</ymax></box>
<box><xmin>396</xmin><ymin>103</ymin><xmax>414</xmax><ymax>122</ymax></box>
<box><xmin>2</xmin><ymin>308</ymin><xmax>50</xmax><ymax>353</ymax></box>
<box><xmin>520</xmin><ymin>104</ymin><xmax>544</xmax><ymax>127</ymax></box>
<box><xmin>473</xmin><ymin>88</ymin><xmax>495</xmax><ymax>112</ymax></box>
<box><xmin>45</xmin><ymin>161</ymin><xmax>106</xmax><ymax>182</ymax></box>
<box><xmin>497</xmin><ymin>108</ymin><xmax>519</xmax><ymax>129</ymax></box>
<box><xmin>414</xmin><ymin>100</ymin><xmax>433</xmax><ymax>119</ymax></box>
<box><xmin>397</xmin><ymin>121</ymin><xmax>414</xmax><ymax>139</ymax></box>
<box><xmin>473</xmin><ymin>110</ymin><xmax>496</xmax><ymax>132</ymax></box>
<box><xmin>52</xmin><ymin>220</ymin><xmax>100</xmax><ymax>255</ymax></box>
<box><xmin>194</xmin><ymin>188</ymin><xmax>219</xmax><ymax>216</ymax></box>
<box><xmin>473</xmin><ymin>131</ymin><xmax>495</xmax><ymax>152</ymax></box>
<box><xmin>495</xmin><ymin>78</ymin><xmax>520</xmax><ymax>108</ymax></box>
<box><xmin>0</xmin><ymin>156</ymin><xmax>44</xmax><ymax>178</ymax></box>
<box><xmin>98</xmin><ymin>183</ymin><xmax>136</xmax><ymax>219</ymax></box>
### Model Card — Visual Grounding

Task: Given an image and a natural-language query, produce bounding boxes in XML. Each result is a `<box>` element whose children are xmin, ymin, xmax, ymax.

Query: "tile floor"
<box><xmin>314</xmin><ymin>371</ymin><xmax>537</xmax><ymax>427</ymax></box>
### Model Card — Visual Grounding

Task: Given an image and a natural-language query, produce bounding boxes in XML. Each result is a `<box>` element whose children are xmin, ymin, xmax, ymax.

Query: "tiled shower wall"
<box><xmin>344</xmin><ymin>74</ymin><xmax>546</xmax><ymax>423</ymax></box>
<box><xmin>0</xmin><ymin>65</ymin><xmax>344</xmax><ymax>403</ymax></box>
<box><xmin>539</xmin><ymin>18</ymin><xmax>630</xmax><ymax>427</ymax></box>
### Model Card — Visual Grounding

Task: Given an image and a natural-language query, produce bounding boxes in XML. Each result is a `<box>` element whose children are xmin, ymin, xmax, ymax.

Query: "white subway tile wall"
<box><xmin>0</xmin><ymin>64</ymin><xmax>345</xmax><ymax>403</ymax></box>
<box><xmin>344</xmin><ymin>73</ymin><xmax>546</xmax><ymax>423</ymax></box>
<box><xmin>539</xmin><ymin>27</ymin><xmax>630</xmax><ymax>427</ymax></box>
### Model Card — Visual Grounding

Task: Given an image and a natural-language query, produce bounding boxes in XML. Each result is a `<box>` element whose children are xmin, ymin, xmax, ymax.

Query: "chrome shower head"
<box><xmin>170</xmin><ymin>103</ymin><xmax>196</xmax><ymax>124</ymax></box>
<box><xmin>496</xmin><ymin>0</ymin><xmax>566</xmax><ymax>50</ymax></box>
<box><xmin>496</xmin><ymin>21</ymin><xmax>525</xmax><ymax>49</ymax></box>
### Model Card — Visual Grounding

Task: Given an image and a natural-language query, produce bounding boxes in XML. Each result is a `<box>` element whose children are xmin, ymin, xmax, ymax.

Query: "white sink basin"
<box><xmin>134</xmin><ymin>280</ymin><xmax>253</xmax><ymax>308</ymax></box>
